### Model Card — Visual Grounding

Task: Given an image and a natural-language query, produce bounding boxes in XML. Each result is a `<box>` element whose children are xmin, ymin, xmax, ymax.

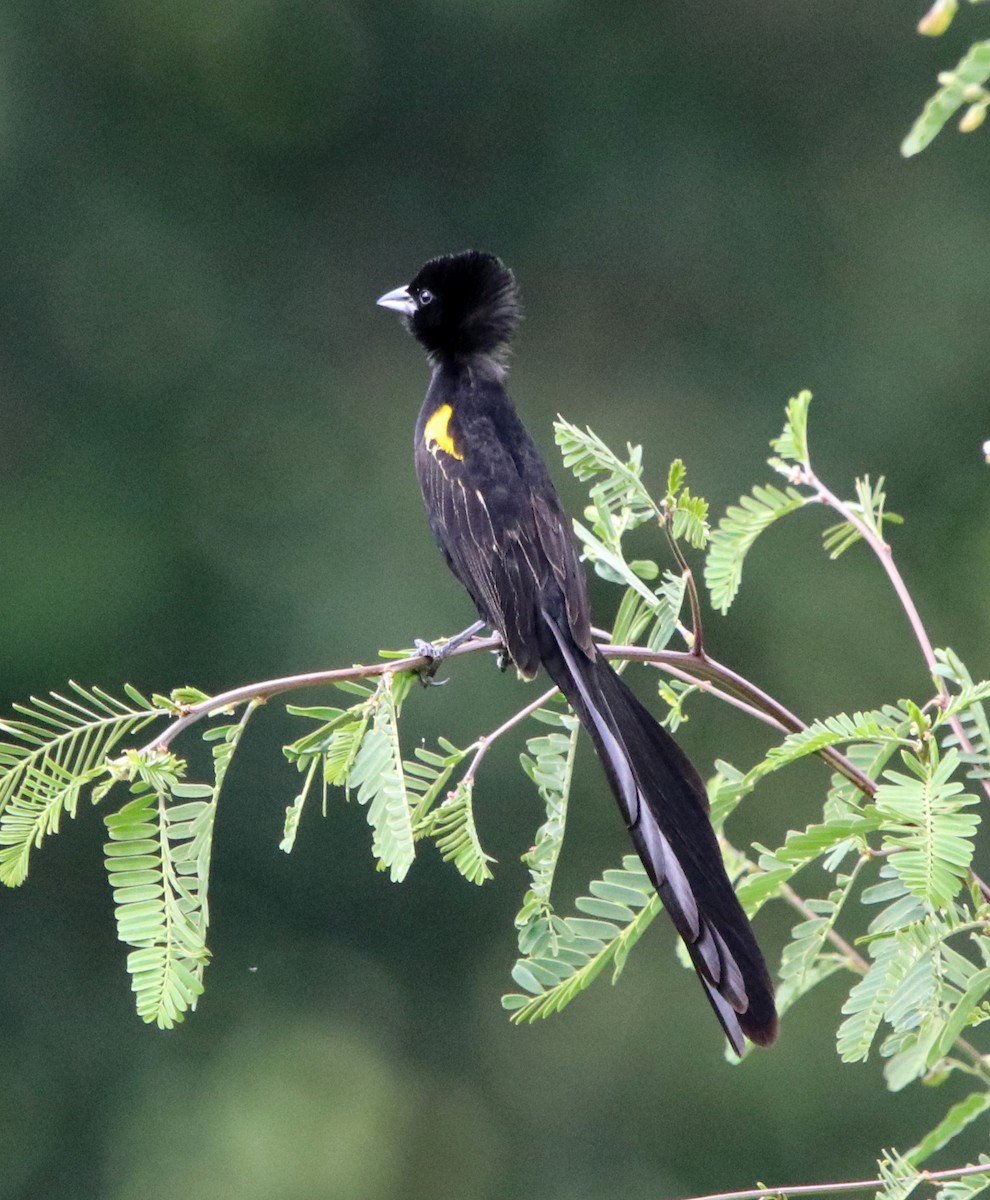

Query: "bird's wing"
<box><xmin>416</xmin><ymin>436</ymin><xmax>548</xmax><ymax>678</ymax></box>
<box><xmin>529</xmin><ymin>487</ymin><xmax>594</xmax><ymax>657</ymax></box>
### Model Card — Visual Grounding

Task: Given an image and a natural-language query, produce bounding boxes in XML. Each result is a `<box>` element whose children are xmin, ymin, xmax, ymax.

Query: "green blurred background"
<box><xmin>2</xmin><ymin>1</ymin><xmax>990</xmax><ymax>1197</ymax></box>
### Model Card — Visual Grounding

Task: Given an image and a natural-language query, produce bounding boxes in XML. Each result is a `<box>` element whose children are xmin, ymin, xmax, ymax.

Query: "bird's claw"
<box><xmin>414</xmin><ymin>637</ymin><xmax>444</xmax><ymax>660</ymax></box>
<box><xmin>412</xmin><ymin>621</ymin><xmax>487</xmax><ymax>686</ymax></box>
<box><xmin>414</xmin><ymin>638</ymin><xmax>450</xmax><ymax>686</ymax></box>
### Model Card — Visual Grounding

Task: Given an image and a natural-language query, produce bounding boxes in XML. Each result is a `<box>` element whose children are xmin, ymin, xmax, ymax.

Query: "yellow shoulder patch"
<box><xmin>423</xmin><ymin>404</ymin><xmax>464</xmax><ymax>461</ymax></box>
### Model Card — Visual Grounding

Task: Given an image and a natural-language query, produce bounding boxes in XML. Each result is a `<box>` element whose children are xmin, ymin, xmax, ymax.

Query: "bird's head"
<box><xmin>377</xmin><ymin>250</ymin><xmax>522</xmax><ymax>363</ymax></box>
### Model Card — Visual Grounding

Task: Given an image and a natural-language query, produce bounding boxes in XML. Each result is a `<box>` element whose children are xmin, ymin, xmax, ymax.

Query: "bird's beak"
<box><xmin>376</xmin><ymin>284</ymin><xmax>416</xmax><ymax>315</ymax></box>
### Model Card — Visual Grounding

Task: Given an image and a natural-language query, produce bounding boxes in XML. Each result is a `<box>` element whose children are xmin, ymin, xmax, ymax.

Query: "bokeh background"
<box><xmin>2</xmin><ymin>1</ymin><xmax>990</xmax><ymax>1197</ymax></box>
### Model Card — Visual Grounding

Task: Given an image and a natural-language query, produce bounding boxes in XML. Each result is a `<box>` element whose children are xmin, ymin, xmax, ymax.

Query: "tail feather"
<box><xmin>539</xmin><ymin>611</ymin><xmax>778</xmax><ymax>1052</ymax></box>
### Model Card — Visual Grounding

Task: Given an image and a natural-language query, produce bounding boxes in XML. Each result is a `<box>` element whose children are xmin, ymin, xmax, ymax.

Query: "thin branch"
<box><xmin>810</xmin><ymin>474</ymin><xmax>938</xmax><ymax>677</ymax></box>
<box><xmin>659</xmin><ymin>663</ymin><xmax>790</xmax><ymax>733</ymax></box>
<box><xmin>797</xmin><ymin>466</ymin><xmax>990</xmax><ymax>904</ymax></box>
<box><xmin>806</xmin><ymin>470</ymin><xmax>990</xmax><ymax>806</ymax></box>
<box><xmin>129</xmin><ymin>614</ymin><xmax>990</xmax><ymax>1076</ymax></box>
<box><xmin>131</xmin><ymin>585</ymin><xmax>968</xmax><ymax>894</ymax></box>
<box><xmin>661</xmin><ymin>516</ymin><xmax>705</xmax><ymax>656</ymax></box>
<box><xmin>779</xmin><ymin>880</ymin><xmax>870</xmax><ymax>973</ymax></box>
<box><xmin>137</xmin><ymin>631</ymin><xmax>875</xmax><ymax>808</ymax></box>
<box><xmin>679</xmin><ymin>1160</ymin><xmax>990</xmax><ymax>1200</ymax></box>
<box><xmin>603</xmin><ymin>644</ymin><xmax>878</xmax><ymax>798</ymax></box>
<box><xmin>462</xmin><ymin>686</ymin><xmax>559</xmax><ymax>785</ymax></box>
<box><xmin>141</xmin><ymin>635</ymin><xmax>503</xmax><ymax>754</ymax></box>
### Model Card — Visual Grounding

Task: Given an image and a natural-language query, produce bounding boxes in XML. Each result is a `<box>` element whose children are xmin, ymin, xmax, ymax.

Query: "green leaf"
<box><xmin>347</xmin><ymin>677</ymin><xmax>416</xmax><ymax>882</ymax></box>
<box><xmin>575</xmin><ymin>895</ymin><xmax>636</xmax><ymax>922</ymax></box>
<box><xmin>289</xmin><ymin>676</ymin><xmax>417</xmax><ymax>873</ymax></box>
<box><xmin>826</xmin><ymin>738</ymin><xmax>900</xmax><ymax>815</ymax></box>
<box><xmin>283</xmin><ymin>698</ymin><xmax>381</xmax><ymax>850</ymax></box>
<box><xmin>883</xmin><ymin>948</ymin><xmax>939</xmax><ymax>1035</ymax></box>
<box><xmin>105</xmin><ymin>778</ymin><xmax>204</xmax><ymax>1028</ymax></box>
<box><xmin>333</xmin><ymin>679</ymin><xmax>375</xmax><ymax>699</ymax></box>
<box><xmin>280</xmin><ymin>757</ymin><xmax>319</xmax><ymax>854</ymax></box>
<box><xmin>882</xmin><ymin>1012</ymin><xmax>944</xmax><ymax>1092</ymax></box>
<box><xmin>768</xmin><ymin>390</ymin><xmax>812</xmax><ymax>471</ymax></box>
<box><xmin>902</xmin><ymin>40</ymin><xmax>990</xmax><ymax>156</ymax></box>
<box><xmin>707</xmin><ymin>759</ymin><xmax>757</xmax><ymax>832</ymax></box>
<box><xmin>405</xmin><ymin>739</ymin><xmax>467</xmax><ymax>829</ymax></box>
<box><xmin>285</xmin><ymin>704</ymin><xmax>347</xmax><ymax>721</ymax></box>
<box><xmin>821</xmin><ymin>476</ymin><xmax>902</xmax><ymax>560</ymax></box>
<box><xmin>932</xmin><ymin>965</ymin><xmax>990</xmax><ymax>1061</ymax></box>
<box><xmin>0</xmin><ymin>684</ymin><xmax>162</xmax><ymax>886</ymax></box>
<box><xmin>423</xmin><ymin>778</ymin><xmax>495</xmax><ymax>885</ymax></box>
<box><xmin>752</xmin><ymin>707</ymin><xmax>912</xmax><ymax>783</ymax></box>
<box><xmin>505</xmin><ymin>857</ymin><xmax>661</xmax><ymax>1023</ymax></box>
<box><xmin>876</xmin><ymin>1148</ymin><xmax>924</xmax><ymax>1200</ymax></box>
<box><xmin>907</xmin><ymin>1093</ymin><xmax>990</xmax><ymax>1166</ymax></box>
<box><xmin>648</xmin><ymin>571</ymin><xmax>688</xmax><ymax>651</ymax></box>
<box><xmin>666</xmin><ymin>458</ymin><xmax>686</xmax><ymax>500</ymax></box>
<box><xmin>704</xmin><ymin>483</ymin><xmax>810</xmax><ymax>613</ymax></box>
<box><xmin>935</xmin><ymin>648</ymin><xmax>990</xmax><ymax>783</ymax></box>
<box><xmin>656</xmin><ymin>676</ymin><xmax>700</xmax><ymax>732</ymax></box>
<box><xmin>515</xmin><ymin>711</ymin><xmax>579</xmax><ymax>944</ymax></box>
<box><xmin>610</xmin><ymin>587</ymin><xmax>654</xmax><ymax>648</ymax></box>
<box><xmin>671</xmin><ymin>490</ymin><xmax>710</xmax><ymax>549</ymax></box>
<box><xmin>774</xmin><ymin>866</ymin><xmax>863</xmax><ymax>1013</ymax></box>
<box><xmin>774</xmin><ymin>942</ymin><xmax>846</xmax><ymax>1019</ymax></box>
<box><xmin>103</xmin><ymin>708</ymin><xmax>250</xmax><ymax>1027</ymax></box>
<box><xmin>572</xmin><ymin>519</ymin><xmax>661</xmax><ymax>606</ymax></box>
<box><xmin>284</xmin><ymin>702</ymin><xmax>369</xmax><ymax>785</ymax></box>
<box><xmin>630</xmin><ymin>559</ymin><xmax>659</xmax><ymax>580</ymax></box>
<box><xmin>935</xmin><ymin>1167</ymin><xmax>990</xmax><ymax>1200</ymax></box>
<box><xmin>737</xmin><ymin>815</ymin><xmax>878</xmax><ymax>908</ymax></box>
<box><xmin>874</xmin><ymin>749</ymin><xmax>980</xmax><ymax>910</ymax></box>
<box><xmin>554</xmin><ymin>417</ymin><xmax>658</xmax><ymax>531</ymax></box>
<box><xmin>837</xmin><ymin>935</ymin><xmax>913</xmax><ymax>1062</ymax></box>
<box><xmin>167</xmin><ymin>686</ymin><xmax>209</xmax><ymax>707</ymax></box>
<box><xmin>863</xmin><ymin>872</ymin><xmax>929</xmax><ymax>937</ymax></box>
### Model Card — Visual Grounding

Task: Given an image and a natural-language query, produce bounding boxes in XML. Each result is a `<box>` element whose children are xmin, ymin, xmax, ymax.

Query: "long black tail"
<box><xmin>539</xmin><ymin>611</ymin><xmax>778</xmax><ymax>1053</ymax></box>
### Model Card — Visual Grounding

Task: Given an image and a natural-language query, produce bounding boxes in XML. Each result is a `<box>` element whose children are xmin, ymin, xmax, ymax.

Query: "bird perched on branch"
<box><xmin>377</xmin><ymin>249</ymin><xmax>777</xmax><ymax>1052</ymax></box>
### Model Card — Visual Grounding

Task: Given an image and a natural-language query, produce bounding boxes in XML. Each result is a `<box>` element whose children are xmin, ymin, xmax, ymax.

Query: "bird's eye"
<box><xmin>417</xmin><ymin>288</ymin><xmax>434</xmax><ymax>306</ymax></box>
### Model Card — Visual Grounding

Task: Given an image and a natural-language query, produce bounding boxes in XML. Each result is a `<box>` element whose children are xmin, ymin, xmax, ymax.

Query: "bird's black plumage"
<box><xmin>378</xmin><ymin>250</ymin><xmax>778</xmax><ymax>1052</ymax></box>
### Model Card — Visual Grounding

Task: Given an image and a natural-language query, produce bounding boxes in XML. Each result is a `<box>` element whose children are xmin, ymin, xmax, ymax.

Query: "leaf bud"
<box><xmin>917</xmin><ymin>0</ymin><xmax>957</xmax><ymax>37</ymax></box>
<box><xmin>959</xmin><ymin>103</ymin><xmax>988</xmax><ymax>134</ymax></box>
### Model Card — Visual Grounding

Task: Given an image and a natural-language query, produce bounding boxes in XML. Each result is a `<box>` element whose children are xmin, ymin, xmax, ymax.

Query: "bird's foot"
<box><xmin>413</xmin><ymin>638</ymin><xmax>450</xmax><ymax>686</ymax></box>
<box><xmin>413</xmin><ymin>620</ymin><xmax>486</xmax><ymax>685</ymax></box>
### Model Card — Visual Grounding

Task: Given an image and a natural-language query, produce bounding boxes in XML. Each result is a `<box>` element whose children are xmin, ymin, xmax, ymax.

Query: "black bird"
<box><xmin>377</xmin><ymin>250</ymin><xmax>777</xmax><ymax>1052</ymax></box>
